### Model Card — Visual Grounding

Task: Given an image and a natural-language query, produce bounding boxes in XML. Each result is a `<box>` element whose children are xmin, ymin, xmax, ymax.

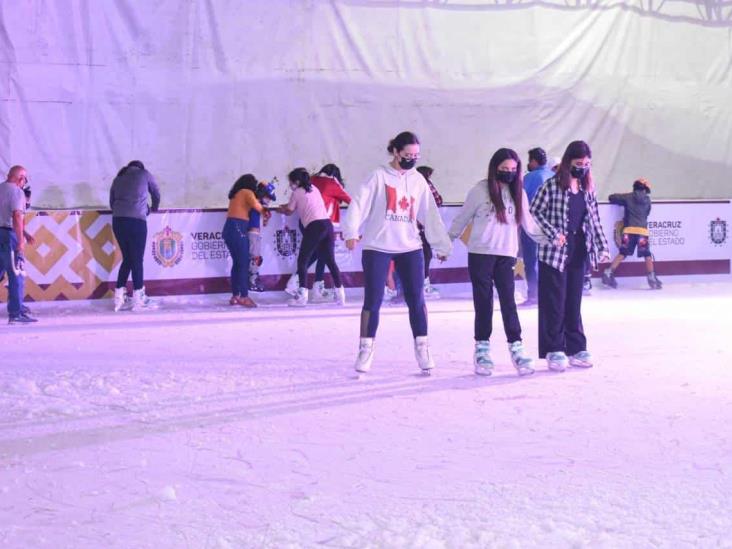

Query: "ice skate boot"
<box><xmin>354</xmin><ymin>338</ymin><xmax>375</xmax><ymax>373</ymax></box>
<box><xmin>113</xmin><ymin>287</ymin><xmax>129</xmax><ymax>312</ymax></box>
<box><xmin>508</xmin><ymin>340</ymin><xmax>535</xmax><ymax>376</ymax></box>
<box><xmin>310</xmin><ymin>280</ymin><xmax>331</xmax><ymax>302</ymax></box>
<box><xmin>569</xmin><ymin>350</ymin><xmax>593</xmax><ymax>368</ymax></box>
<box><xmin>423</xmin><ymin>277</ymin><xmax>440</xmax><ymax>300</ymax></box>
<box><xmin>583</xmin><ymin>276</ymin><xmax>593</xmax><ymax>295</ymax></box>
<box><xmin>249</xmin><ymin>274</ymin><xmax>265</xmax><ymax>293</ymax></box>
<box><xmin>287</xmin><ymin>287</ymin><xmax>308</xmax><ymax>307</ymax></box>
<box><xmin>335</xmin><ymin>286</ymin><xmax>346</xmax><ymax>306</ymax></box>
<box><xmin>546</xmin><ymin>351</ymin><xmax>569</xmax><ymax>372</ymax></box>
<box><xmin>414</xmin><ymin>336</ymin><xmax>435</xmax><ymax>374</ymax></box>
<box><xmin>474</xmin><ymin>341</ymin><xmax>494</xmax><ymax>376</ymax></box>
<box><xmin>601</xmin><ymin>268</ymin><xmax>617</xmax><ymax>289</ymax></box>
<box><xmin>284</xmin><ymin>273</ymin><xmax>299</xmax><ymax>296</ymax></box>
<box><xmin>647</xmin><ymin>272</ymin><xmax>662</xmax><ymax>290</ymax></box>
<box><xmin>131</xmin><ymin>287</ymin><xmax>153</xmax><ymax>311</ymax></box>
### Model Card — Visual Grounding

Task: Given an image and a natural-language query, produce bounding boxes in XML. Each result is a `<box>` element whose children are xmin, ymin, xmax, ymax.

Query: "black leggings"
<box><xmin>297</xmin><ymin>219</ymin><xmax>342</xmax><ymax>289</ymax></box>
<box><xmin>113</xmin><ymin>217</ymin><xmax>147</xmax><ymax>290</ymax></box>
<box><xmin>361</xmin><ymin>249</ymin><xmax>426</xmax><ymax>338</ymax></box>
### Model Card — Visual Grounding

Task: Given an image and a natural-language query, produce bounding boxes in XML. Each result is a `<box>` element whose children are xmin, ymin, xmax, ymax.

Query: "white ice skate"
<box><xmin>423</xmin><ymin>277</ymin><xmax>440</xmax><ymax>300</ymax></box>
<box><xmin>384</xmin><ymin>286</ymin><xmax>397</xmax><ymax>301</ymax></box>
<box><xmin>131</xmin><ymin>287</ymin><xmax>154</xmax><ymax>311</ymax></box>
<box><xmin>474</xmin><ymin>341</ymin><xmax>494</xmax><ymax>376</ymax></box>
<box><xmin>285</xmin><ymin>273</ymin><xmax>299</xmax><ymax>296</ymax></box>
<box><xmin>310</xmin><ymin>280</ymin><xmax>333</xmax><ymax>303</ymax></box>
<box><xmin>414</xmin><ymin>336</ymin><xmax>435</xmax><ymax>374</ymax></box>
<box><xmin>335</xmin><ymin>286</ymin><xmax>346</xmax><ymax>306</ymax></box>
<box><xmin>569</xmin><ymin>350</ymin><xmax>593</xmax><ymax>368</ymax></box>
<box><xmin>508</xmin><ymin>340</ymin><xmax>535</xmax><ymax>376</ymax></box>
<box><xmin>113</xmin><ymin>287</ymin><xmax>129</xmax><ymax>312</ymax></box>
<box><xmin>354</xmin><ymin>337</ymin><xmax>375</xmax><ymax>373</ymax></box>
<box><xmin>287</xmin><ymin>287</ymin><xmax>308</xmax><ymax>307</ymax></box>
<box><xmin>546</xmin><ymin>351</ymin><xmax>569</xmax><ymax>372</ymax></box>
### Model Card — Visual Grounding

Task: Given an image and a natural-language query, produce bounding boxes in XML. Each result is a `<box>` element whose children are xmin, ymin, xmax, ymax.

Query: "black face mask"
<box><xmin>570</xmin><ymin>165</ymin><xmax>589</xmax><ymax>179</ymax></box>
<box><xmin>399</xmin><ymin>157</ymin><xmax>417</xmax><ymax>170</ymax></box>
<box><xmin>496</xmin><ymin>170</ymin><xmax>516</xmax><ymax>184</ymax></box>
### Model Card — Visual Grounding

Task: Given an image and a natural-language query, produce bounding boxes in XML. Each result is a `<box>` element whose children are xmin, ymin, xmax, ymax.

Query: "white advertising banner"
<box><xmin>10</xmin><ymin>201</ymin><xmax>732</xmax><ymax>302</ymax></box>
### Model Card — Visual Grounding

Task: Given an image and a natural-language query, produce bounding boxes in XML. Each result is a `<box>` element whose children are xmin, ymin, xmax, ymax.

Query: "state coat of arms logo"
<box><xmin>709</xmin><ymin>218</ymin><xmax>727</xmax><ymax>246</ymax></box>
<box><xmin>152</xmin><ymin>226</ymin><xmax>184</xmax><ymax>267</ymax></box>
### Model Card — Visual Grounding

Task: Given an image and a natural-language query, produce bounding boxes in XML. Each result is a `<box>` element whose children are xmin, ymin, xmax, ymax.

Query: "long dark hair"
<box><xmin>557</xmin><ymin>140</ymin><xmax>594</xmax><ymax>192</ymax></box>
<box><xmin>318</xmin><ymin>163</ymin><xmax>344</xmax><ymax>187</ymax></box>
<box><xmin>288</xmin><ymin>167</ymin><xmax>312</xmax><ymax>192</ymax></box>
<box><xmin>387</xmin><ymin>131</ymin><xmax>419</xmax><ymax>154</ymax></box>
<box><xmin>228</xmin><ymin>173</ymin><xmax>258</xmax><ymax>200</ymax></box>
<box><xmin>486</xmin><ymin>148</ymin><xmax>523</xmax><ymax>224</ymax></box>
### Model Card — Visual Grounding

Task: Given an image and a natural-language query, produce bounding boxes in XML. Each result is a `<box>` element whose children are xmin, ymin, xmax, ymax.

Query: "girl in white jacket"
<box><xmin>449</xmin><ymin>148</ymin><xmax>548</xmax><ymax>376</ymax></box>
<box><xmin>343</xmin><ymin>131</ymin><xmax>452</xmax><ymax>374</ymax></box>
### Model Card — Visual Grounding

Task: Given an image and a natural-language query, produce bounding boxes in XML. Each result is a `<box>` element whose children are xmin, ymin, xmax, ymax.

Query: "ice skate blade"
<box><xmin>516</xmin><ymin>366</ymin><xmax>535</xmax><ymax>376</ymax></box>
<box><xmin>547</xmin><ymin>362</ymin><xmax>567</xmax><ymax>372</ymax></box>
<box><xmin>474</xmin><ymin>366</ymin><xmax>493</xmax><ymax>377</ymax></box>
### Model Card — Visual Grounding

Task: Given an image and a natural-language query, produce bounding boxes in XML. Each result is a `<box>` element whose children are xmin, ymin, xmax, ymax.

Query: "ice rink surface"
<box><xmin>1</xmin><ymin>276</ymin><xmax>731</xmax><ymax>548</ymax></box>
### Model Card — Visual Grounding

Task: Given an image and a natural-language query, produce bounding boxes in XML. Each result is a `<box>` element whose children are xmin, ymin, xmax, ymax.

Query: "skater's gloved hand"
<box><xmin>553</xmin><ymin>233</ymin><xmax>566</xmax><ymax>247</ymax></box>
<box><xmin>346</xmin><ymin>238</ymin><xmax>359</xmax><ymax>251</ymax></box>
<box><xmin>436</xmin><ymin>254</ymin><xmax>447</xmax><ymax>262</ymax></box>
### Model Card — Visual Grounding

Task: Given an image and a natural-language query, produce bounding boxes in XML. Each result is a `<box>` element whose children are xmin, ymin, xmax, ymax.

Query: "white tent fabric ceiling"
<box><xmin>1</xmin><ymin>0</ymin><xmax>730</xmax><ymax>208</ymax></box>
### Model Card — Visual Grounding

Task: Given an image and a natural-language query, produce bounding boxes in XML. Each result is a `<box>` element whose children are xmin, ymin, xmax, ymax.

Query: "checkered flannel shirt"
<box><xmin>529</xmin><ymin>175</ymin><xmax>609</xmax><ymax>272</ymax></box>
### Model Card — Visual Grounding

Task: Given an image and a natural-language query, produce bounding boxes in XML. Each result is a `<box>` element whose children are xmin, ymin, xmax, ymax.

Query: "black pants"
<box><xmin>468</xmin><ymin>253</ymin><xmax>522</xmax><ymax>343</ymax></box>
<box><xmin>420</xmin><ymin>228</ymin><xmax>432</xmax><ymax>279</ymax></box>
<box><xmin>113</xmin><ymin>217</ymin><xmax>147</xmax><ymax>290</ymax></box>
<box><xmin>538</xmin><ymin>231</ymin><xmax>587</xmax><ymax>358</ymax></box>
<box><xmin>361</xmin><ymin>248</ymin><xmax>426</xmax><ymax>338</ymax></box>
<box><xmin>298</xmin><ymin>219</ymin><xmax>342</xmax><ymax>289</ymax></box>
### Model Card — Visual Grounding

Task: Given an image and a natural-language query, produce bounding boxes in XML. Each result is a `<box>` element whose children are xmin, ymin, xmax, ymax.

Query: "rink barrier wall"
<box><xmin>3</xmin><ymin>200</ymin><xmax>730</xmax><ymax>302</ymax></box>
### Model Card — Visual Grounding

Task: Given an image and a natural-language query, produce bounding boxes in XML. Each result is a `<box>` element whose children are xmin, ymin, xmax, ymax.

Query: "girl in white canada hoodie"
<box><xmin>342</xmin><ymin>131</ymin><xmax>452</xmax><ymax>375</ymax></box>
<box><xmin>449</xmin><ymin>148</ymin><xmax>549</xmax><ymax>377</ymax></box>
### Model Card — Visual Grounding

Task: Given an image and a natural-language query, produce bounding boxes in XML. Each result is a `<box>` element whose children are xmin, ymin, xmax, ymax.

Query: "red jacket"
<box><xmin>311</xmin><ymin>175</ymin><xmax>351</xmax><ymax>224</ymax></box>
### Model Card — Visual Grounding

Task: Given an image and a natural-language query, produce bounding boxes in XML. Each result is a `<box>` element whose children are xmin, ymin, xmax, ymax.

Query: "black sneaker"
<box><xmin>9</xmin><ymin>313</ymin><xmax>38</xmax><ymax>324</ymax></box>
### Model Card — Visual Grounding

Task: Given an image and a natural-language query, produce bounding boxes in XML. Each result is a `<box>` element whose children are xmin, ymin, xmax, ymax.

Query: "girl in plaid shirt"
<box><xmin>530</xmin><ymin>140</ymin><xmax>610</xmax><ymax>371</ymax></box>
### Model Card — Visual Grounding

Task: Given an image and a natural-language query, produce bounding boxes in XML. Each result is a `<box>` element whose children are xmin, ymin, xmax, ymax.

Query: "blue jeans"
<box><xmin>361</xmin><ymin>249</ymin><xmax>426</xmax><ymax>338</ymax></box>
<box><xmin>0</xmin><ymin>229</ymin><xmax>24</xmax><ymax>317</ymax></box>
<box><xmin>223</xmin><ymin>218</ymin><xmax>250</xmax><ymax>298</ymax></box>
<box><xmin>520</xmin><ymin>229</ymin><xmax>538</xmax><ymax>300</ymax></box>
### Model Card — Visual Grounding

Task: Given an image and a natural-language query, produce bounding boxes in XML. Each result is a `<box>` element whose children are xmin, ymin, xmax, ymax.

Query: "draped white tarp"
<box><xmin>1</xmin><ymin>0</ymin><xmax>731</xmax><ymax>208</ymax></box>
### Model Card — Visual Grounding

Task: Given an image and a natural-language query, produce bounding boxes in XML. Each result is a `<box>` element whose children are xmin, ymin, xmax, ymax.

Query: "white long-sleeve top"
<box><xmin>342</xmin><ymin>165</ymin><xmax>452</xmax><ymax>257</ymax></box>
<box><xmin>449</xmin><ymin>180</ymin><xmax>547</xmax><ymax>257</ymax></box>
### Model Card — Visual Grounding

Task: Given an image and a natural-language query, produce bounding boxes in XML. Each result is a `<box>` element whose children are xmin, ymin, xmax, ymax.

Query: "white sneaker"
<box><xmin>285</xmin><ymin>273</ymin><xmax>299</xmax><ymax>296</ymax></box>
<box><xmin>113</xmin><ymin>287</ymin><xmax>128</xmax><ymax>312</ymax></box>
<box><xmin>131</xmin><ymin>287</ymin><xmax>153</xmax><ymax>311</ymax></box>
<box><xmin>508</xmin><ymin>340</ymin><xmax>535</xmax><ymax>376</ymax></box>
<box><xmin>474</xmin><ymin>340</ymin><xmax>494</xmax><ymax>376</ymax></box>
<box><xmin>414</xmin><ymin>336</ymin><xmax>435</xmax><ymax>373</ymax></box>
<box><xmin>355</xmin><ymin>338</ymin><xmax>375</xmax><ymax>373</ymax></box>
<box><xmin>287</xmin><ymin>287</ymin><xmax>308</xmax><ymax>307</ymax></box>
<box><xmin>423</xmin><ymin>277</ymin><xmax>440</xmax><ymax>300</ymax></box>
<box><xmin>546</xmin><ymin>351</ymin><xmax>569</xmax><ymax>372</ymax></box>
<box><xmin>335</xmin><ymin>286</ymin><xmax>346</xmax><ymax>306</ymax></box>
